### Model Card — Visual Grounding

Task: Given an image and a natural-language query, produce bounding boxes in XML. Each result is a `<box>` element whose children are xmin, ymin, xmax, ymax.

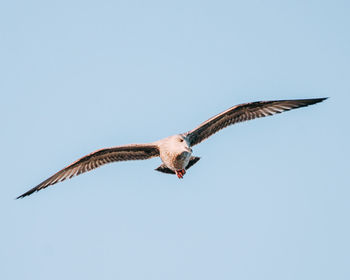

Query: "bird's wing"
<box><xmin>17</xmin><ymin>144</ymin><xmax>159</xmax><ymax>198</ymax></box>
<box><xmin>184</xmin><ymin>98</ymin><xmax>327</xmax><ymax>147</ymax></box>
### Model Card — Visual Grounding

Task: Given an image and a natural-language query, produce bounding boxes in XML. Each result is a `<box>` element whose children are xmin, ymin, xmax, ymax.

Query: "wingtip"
<box><xmin>310</xmin><ymin>97</ymin><xmax>328</xmax><ymax>102</ymax></box>
<box><xmin>16</xmin><ymin>193</ymin><xmax>27</xmax><ymax>199</ymax></box>
<box><xmin>16</xmin><ymin>187</ymin><xmax>38</xmax><ymax>199</ymax></box>
<box><xmin>304</xmin><ymin>97</ymin><xmax>328</xmax><ymax>105</ymax></box>
<box><xmin>314</xmin><ymin>97</ymin><xmax>329</xmax><ymax>104</ymax></box>
<box><xmin>16</xmin><ymin>193</ymin><xmax>28</xmax><ymax>200</ymax></box>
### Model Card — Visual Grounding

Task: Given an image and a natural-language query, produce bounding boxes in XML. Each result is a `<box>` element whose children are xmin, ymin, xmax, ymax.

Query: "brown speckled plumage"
<box><xmin>17</xmin><ymin>98</ymin><xmax>326</xmax><ymax>198</ymax></box>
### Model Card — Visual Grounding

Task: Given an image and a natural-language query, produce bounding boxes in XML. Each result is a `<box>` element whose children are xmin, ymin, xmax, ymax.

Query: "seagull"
<box><xmin>17</xmin><ymin>97</ymin><xmax>327</xmax><ymax>198</ymax></box>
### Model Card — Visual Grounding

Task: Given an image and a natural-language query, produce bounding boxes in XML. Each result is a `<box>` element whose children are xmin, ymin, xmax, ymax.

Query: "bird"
<box><xmin>17</xmin><ymin>97</ymin><xmax>327</xmax><ymax>199</ymax></box>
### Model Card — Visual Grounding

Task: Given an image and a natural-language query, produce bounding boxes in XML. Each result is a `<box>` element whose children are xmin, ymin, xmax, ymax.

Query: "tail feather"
<box><xmin>155</xmin><ymin>156</ymin><xmax>201</xmax><ymax>175</ymax></box>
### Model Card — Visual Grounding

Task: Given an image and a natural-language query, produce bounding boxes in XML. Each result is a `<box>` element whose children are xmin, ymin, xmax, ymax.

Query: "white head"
<box><xmin>158</xmin><ymin>134</ymin><xmax>192</xmax><ymax>154</ymax></box>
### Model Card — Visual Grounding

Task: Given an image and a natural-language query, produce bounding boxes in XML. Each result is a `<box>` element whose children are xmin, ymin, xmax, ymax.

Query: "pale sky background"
<box><xmin>1</xmin><ymin>0</ymin><xmax>349</xmax><ymax>279</ymax></box>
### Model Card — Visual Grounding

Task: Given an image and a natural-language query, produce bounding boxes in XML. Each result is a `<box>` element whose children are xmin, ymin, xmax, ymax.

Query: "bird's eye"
<box><xmin>180</xmin><ymin>139</ymin><xmax>184</xmax><ymax>142</ymax></box>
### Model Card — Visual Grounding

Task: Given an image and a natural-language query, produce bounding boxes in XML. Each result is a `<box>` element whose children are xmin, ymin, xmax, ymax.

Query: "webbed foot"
<box><xmin>175</xmin><ymin>169</ymin><xmax>186</xmax><ymax>179</ymax></box>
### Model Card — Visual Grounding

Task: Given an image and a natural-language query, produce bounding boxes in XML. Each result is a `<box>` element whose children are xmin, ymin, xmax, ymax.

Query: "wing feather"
<box><xmin>17</xmin><ymin>144</ymin><xmax>159</xmax><ymax>198</ymax></box>
<box><xmin>185</xmin><ymin>98</ymin><xmax>327</xmax><ymax>146</ymax></box>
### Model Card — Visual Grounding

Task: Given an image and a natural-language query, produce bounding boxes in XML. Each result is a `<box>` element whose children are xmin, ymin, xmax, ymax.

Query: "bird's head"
<box><xmin>159</xmin><ymin>134</ymin><xmax>192</xmax><ymax>154</ymax></box>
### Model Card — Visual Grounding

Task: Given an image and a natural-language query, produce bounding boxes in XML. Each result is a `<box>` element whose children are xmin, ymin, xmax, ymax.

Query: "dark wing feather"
<box><xmin>185</xmin><ymin>98</ymin><xmax>327</xmax><ymax>147</ymax></box>
<box><xmin>17</xmin><ymin>144</ymin><xmax>159</xmax><ymax>198</ymax></box>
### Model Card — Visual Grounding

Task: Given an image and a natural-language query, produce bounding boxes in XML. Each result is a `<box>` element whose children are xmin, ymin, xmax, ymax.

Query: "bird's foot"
<box><xmin>176</xmin><ymin>169</ymin><xmax>186</xmax><ymax>179</ymax></box>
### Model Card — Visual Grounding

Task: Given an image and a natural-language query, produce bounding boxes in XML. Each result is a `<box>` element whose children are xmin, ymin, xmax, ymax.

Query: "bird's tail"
<box><xmin>155</xmin><ymin>156</ymin><xmax>201</xmax><ymax>174</ymax></box>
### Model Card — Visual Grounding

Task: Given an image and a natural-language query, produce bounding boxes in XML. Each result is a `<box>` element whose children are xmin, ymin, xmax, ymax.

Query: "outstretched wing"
<box><xmin>17</xmin><ymin>144</ymin><xmax>159</xmax><ymax>198</ymax></box>
<box><xmin>185</xmin><ymin>98</ymin><xmax>327</xmax><ymax>147</ymax></box>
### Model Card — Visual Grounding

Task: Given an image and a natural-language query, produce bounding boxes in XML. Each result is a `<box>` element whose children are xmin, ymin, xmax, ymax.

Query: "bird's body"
<box><xmin>156</xmin><ymin>135</ymin><xmax>192</xmax><ymax>174</ymax></box>
<box><xmin>17</xmin><ymin>97</ymin><xmax>327</xmax><ymax>198</ymax></box>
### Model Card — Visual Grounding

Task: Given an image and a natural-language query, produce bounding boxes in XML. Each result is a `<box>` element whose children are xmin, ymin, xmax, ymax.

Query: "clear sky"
<box><xmin>1</xmin><ymin>0</ymin><xmax>349</xmax><ymax>279</ymax></box>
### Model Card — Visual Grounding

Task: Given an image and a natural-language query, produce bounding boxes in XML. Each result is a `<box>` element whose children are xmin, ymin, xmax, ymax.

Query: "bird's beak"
<box><xmin>185</xmin><ymin>147</ymin><xmax>192</xmax><ymax>153</ymax></box>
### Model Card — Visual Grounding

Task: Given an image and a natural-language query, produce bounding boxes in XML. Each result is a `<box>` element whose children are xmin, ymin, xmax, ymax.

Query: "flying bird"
<box><xmin>17</xmin><ymin>98</ymin><xmax>327</xmax><ymax>198</ymax></box>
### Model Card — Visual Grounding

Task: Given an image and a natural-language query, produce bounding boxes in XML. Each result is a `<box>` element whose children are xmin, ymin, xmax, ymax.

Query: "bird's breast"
<box><xmin>172</xmin><ymin>151</ymin><xmax>191</xmax><ymax>170</ymax></box>
<box><xmin>158</xmin><ymin>143</ymin><xmax>192</xmax><ymax>171</ymax></box>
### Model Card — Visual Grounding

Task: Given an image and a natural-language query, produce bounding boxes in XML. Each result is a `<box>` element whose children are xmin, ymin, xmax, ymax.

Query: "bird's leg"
<box><xmin>176</xmin><ymin>169</ymin><xmax>186</xmax><ymax>179</ymax></box>
<box><xmin>176</xmin><ymin>170</ymin><xmax>183</xmax><ymax>179</ymax></box>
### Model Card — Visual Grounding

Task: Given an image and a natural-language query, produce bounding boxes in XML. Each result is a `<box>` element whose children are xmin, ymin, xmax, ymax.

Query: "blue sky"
<box><xmin>1</xmin><ymin>0</ymin><xmax>349</xmax><ymax>279</ymax></box>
